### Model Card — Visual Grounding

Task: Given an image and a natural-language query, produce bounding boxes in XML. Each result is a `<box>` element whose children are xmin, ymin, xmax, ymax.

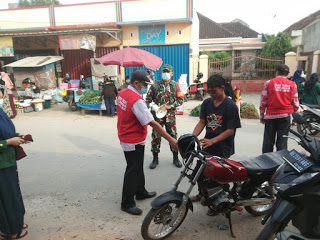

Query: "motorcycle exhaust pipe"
<box><xmin>310</xmin><ymin>122</ymin><xmax>320</xmax><ymax>131</ymax></box>
<box><xmin>236</xmin><ymin>198</ymin><xmax>274</xmax><ymax>207</ymax></box>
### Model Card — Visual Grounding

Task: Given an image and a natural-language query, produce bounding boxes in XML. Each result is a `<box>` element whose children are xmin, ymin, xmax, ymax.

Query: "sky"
<box><xmin>0</xmin><ymin>0</ymin><xmax>319</xmax><ymax>34</ymax></box>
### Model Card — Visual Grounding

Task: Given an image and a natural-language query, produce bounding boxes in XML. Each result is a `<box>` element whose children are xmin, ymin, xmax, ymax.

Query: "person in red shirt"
<box><xmin>259</xmin><ymin>64</ymin><xmax>299</xmax><ymax>153</ymax></box>
<box><xmin>117</xmin><ymin>70</ymin><xmax>178</xmax><ymax>215</ymax></box>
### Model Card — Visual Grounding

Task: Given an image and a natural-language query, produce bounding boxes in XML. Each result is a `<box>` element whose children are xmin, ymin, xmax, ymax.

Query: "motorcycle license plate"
<box><xmin>197</xmin><ymin>87</ymin><xmax>204</xmax><ymax>90</ymax></box>
<box><xmin>282</xmin><ymin>149</ymin><xmax>313</xmax><ymax>173</ymax></box>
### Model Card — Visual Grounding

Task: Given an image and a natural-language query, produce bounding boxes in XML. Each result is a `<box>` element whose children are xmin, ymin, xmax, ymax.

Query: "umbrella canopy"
<box><xmin>95</xmin><ymin>47</ymin><xmax>163</xmax><ymax>71</ymax></box>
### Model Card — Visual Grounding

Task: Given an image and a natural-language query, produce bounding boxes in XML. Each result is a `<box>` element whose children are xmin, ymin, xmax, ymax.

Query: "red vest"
<box><xmin>266</xmin><ymin>77</ymin><xmax>295</xmax><ymax>115</ymax></box>
<box><xmin>117</xmin><ymin>88</ymin><xmax>148</xmax><ymax>143</ymax></box>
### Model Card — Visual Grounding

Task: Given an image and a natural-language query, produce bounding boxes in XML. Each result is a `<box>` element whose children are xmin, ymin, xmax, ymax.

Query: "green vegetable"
<box><xmin>190</xmin><ymin>104</ymin><xmax>202</xmax><ymax>117</ymax></box>
<box><xmin>78</xmin><ymin>91</ymin><xmax>102</xmax><ymax>104</ymax></box>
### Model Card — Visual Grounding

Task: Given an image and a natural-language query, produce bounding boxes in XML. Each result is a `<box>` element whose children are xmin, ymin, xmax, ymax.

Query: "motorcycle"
<box><xmin>297</xmin><ymin>103</ymin><xmax>320</xmax><ymax>136</ymax></box>
<box><xmin>257</xmin><ymin>112</ymin><xmax>320</xmax><ymax>240</ymax></box>
<box><xmin>185</xmin><ymin>73</ymin><xmax>205</xmax><ymax>101</ymax></box>
<box><xmin>141</xmin><ymin>134</ymin><xmax>285</xmax><ymax>240</ymax></box>
<box><xmin>62</xmin><ymin>90</ymin><xmax>78</xmax><ymax>111</ymax></box>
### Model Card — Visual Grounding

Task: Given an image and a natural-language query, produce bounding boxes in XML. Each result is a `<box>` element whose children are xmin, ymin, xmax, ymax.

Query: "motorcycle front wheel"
<box><xmin>297</xmin><ymin>114</ymin><xmax>320</xmax><ymax>136</ymax></box>
<box><xmin>256</xmin><ymin>220</ymin><xmax>282</xmax><ymax>240</ymax></box>
<box><xmin>141</xmin><ymin>200</ymin><xmax>188</xmax><ymax>240</ymax></box>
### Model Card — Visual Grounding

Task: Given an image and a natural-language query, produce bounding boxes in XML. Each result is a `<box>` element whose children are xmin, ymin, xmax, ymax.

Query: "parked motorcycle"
<box><xmin>297</xmin><ymin>103</ymin><xmax>320</xmax><ymax>136</ymax></box>
<box><xmin>62</xmin><ymin>90</ymin><xmax>78</xmax><ymax>111</ymax></box>
<box><xmin>141</xmin><ymin>134</ymin><xmax>285</xmax><ymax>240</ymax></box>
<box><xmin>257</xmin><ymin>112</ymin><xmax>320</xmax><ymax>240</ymax></box>
<box><xmin>185</xmin><ymin>73</ymin><xmax>205</xmax><ymax>101</ymax></box>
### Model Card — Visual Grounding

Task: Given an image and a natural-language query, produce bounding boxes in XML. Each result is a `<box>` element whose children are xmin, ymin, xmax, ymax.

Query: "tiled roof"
<box><xmin>198</xmin><ymin>12</ymin><xmax>234</xmax><ymax>39</ymax></box>
<box><xmin>284</xmin><ymin>10</ymin><xmax>320</xmax><ymax>33</ymax></box>
<box><xmin>197</xmin><ymin>12</ymin><xmax>259</xmax><ymax>39</ymax></box>
<box><xmin>220</xmin><ymin>22</ymin><xmax>259</xmax><ymax>38</ymax></box>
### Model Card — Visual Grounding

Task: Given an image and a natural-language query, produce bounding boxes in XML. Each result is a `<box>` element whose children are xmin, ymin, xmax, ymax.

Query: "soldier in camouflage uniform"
<box><xmin>146</xmin><ymin>64</ymin><xmax>184</xmax><ymax>169</ymax></box>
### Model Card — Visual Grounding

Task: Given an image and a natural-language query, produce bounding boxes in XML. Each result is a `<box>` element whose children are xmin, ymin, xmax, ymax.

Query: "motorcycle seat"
<box><xmin>240</xmin><ymin>150</ymin><xmax>287</xmax><ymax>180</ymax></box>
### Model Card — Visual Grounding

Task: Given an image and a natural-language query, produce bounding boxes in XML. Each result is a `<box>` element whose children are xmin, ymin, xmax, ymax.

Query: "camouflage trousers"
<box><xmin>151</xmin><ymin>111</ymin><xmax>177</xmax><ymax>153</ymax></box>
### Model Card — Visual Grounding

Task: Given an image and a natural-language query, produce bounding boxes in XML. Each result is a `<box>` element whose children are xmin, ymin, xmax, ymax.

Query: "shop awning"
<box><xmin>4</xmin><ymin>56</ymin><xmax>63</xmax><ymax>68</ymax></box>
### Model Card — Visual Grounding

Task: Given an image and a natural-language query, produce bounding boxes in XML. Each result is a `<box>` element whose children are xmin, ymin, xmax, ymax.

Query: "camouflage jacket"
<box><xmin>145</xmin><ymin>80</ymin><xmax>183</xmax><ymax>112</ymax></box>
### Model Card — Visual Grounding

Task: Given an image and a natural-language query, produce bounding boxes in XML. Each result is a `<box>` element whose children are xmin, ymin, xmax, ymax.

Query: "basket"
<box><xmin>34</xmin><ymin>103</ymin><xmax>43</xmax><ymax>112</ymax></box>
<box><xmin>43</xmin><ymin>100</ymin><xmax>51</xmax><ymax>109</ymax></box>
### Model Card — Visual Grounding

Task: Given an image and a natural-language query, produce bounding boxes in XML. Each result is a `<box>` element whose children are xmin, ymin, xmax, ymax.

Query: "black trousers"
<box><xmin>262</xmin><ymin>116</ymin><xmax>291</xmax><ymax>153</ymax></box>
<box><xmin>121</xmin><ymin>144</ymin><xmax>147</xmax><ymax>208</ymax></box>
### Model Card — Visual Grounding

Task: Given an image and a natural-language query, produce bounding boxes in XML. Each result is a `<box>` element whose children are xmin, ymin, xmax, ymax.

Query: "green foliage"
<box><xmin>260</xmin><ymin>32</ymin><xmax>292</xmax><ymax>59</ymax></box>
<box><xmin>240</xmin><ymin>102</ymin><xmax>259</xmax><ymax>119</ymax></box>
<box><xmin>200</xmin><ymin>51</ymin><xmax>230</xmax><ymax>61</ymax></box>
<box><xmin>190</xmin><ymin>104</ymin><xmax>202</xmax><ymax>117</ymax></box>
<box><xmin>78</xmin><ymin>91</ymin><xmax>102</xmax><ymax>104</ymax></box>
<box><xmin>18</xmin><ymin>0</ymin><xmax>61</xmax><ymax>7</ymax></box>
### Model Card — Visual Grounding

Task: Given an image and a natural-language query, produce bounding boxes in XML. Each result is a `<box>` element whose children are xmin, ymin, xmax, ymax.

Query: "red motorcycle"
<box><xmin>141</xmin><ymin>134</ymin><xmax>285</xmax><ymax>240</ymax></box>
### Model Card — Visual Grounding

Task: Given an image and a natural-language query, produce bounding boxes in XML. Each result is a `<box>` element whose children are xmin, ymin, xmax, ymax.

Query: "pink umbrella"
<box><xmin>95</xmin><ymin>47</ymin><xmax>163</xmax><ymax>71</ymax></box>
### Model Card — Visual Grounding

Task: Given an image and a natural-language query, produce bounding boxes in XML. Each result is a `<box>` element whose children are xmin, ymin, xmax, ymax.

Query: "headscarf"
<box><xmin>292</xmin><ymin>69</ymin><xmax>304</xmax><ymax>84</ymax></box>
<box><xmin>304</xmin><ymin>73</ymin><xmax>319</xmax><ymax>94</ymax></box>
<box><xmin>0</xmin><ymin>84</ymin><xmax>13</xmax><ymax>117</ymax></box>
<box><xmin>224</xmin><ymin>78</ymin><xmax>236</xmax><ymax>101</ymax></box>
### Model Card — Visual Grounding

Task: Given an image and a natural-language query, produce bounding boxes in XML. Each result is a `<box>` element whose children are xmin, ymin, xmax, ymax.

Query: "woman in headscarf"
<box><xmin>302</xmin><ymin>73</ymin><xmax>320</xmax><ymax>105</ymax></box>
<box><xmin>224</xmin><ymin>77</ymin><xmax>236</xmax><ymax>102</ymax></box>
<box><xmin>0</xmin><ymin>72</ymin><xmax>16</xmax><ymax>119</ymax></box>
<box><xmin>0</xmin><ymin>80</ymin><xmax>13</xmax><ymax>119</ymax></box>
<box><xmin>0</xmin><ymin>87</ymin><xmax>28</xmax><ymax>239</ymax></box>
<box><xmin>292</xmin><ymin>69</ymin><xmax>306</xmax><ymax>102</ymax></box>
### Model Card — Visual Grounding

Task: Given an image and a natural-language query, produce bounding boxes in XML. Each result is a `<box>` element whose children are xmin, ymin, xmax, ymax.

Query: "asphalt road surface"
<box><xmin>11</xmin><ymin>98</ymin><xmax>302</xmax><ymax>240</ymax></box>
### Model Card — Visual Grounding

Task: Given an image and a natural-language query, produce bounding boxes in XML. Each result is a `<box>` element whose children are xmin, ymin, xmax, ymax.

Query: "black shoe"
<box><xmin>173</xmin><ymin>152</ymin><xmax>182</xmax><ymax>168</ymax></box>
<box><xmin>173</xmin><ymin>158</ymin><xmax>182</xmax><ymax>168</ymax></box>
<box><xmin>121</xmin><ymin>206</ymin><xmax>143</xmax><ymax>215</ymax></box>
<box><xmin>136</xmin><ymin>191</ymin><xmax>157</xmax><ymax>200</ymax></box>
<box><xmin>149</xmin><ymin>153</ymin><xmax>159</xmax><ymax>169</ymax></box>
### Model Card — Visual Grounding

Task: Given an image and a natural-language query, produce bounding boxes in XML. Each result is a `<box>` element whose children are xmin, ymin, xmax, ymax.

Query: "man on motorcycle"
<box><xmin>190</xmin><ymin>74</ymin><xmax>241</xmax><ymax>214</ymax></box>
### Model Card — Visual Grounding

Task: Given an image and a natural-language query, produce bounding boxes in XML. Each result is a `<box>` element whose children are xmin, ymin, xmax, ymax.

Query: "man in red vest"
<box><xmin>259</xmin><ymin>64</ymin><xmax>299</xmax><ymax>153</ymax></box>
<box><xmin>117</xmin><ymin>70</ymin><xmax>178</xmax><ymax>215</ymax></box>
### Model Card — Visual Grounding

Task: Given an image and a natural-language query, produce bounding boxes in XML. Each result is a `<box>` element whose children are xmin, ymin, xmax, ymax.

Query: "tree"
<box><xmin>260</xmin><ymin>32</ymin><xmax>292</xmax><ymax>59</ymax></box>
<box><xmin>18</xmin><ymin>0</ymin><xmax>61</xmax><ymax>7</ymax></box>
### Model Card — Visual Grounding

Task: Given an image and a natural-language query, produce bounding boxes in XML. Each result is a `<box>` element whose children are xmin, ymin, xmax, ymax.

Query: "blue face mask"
<box><xmin>139</xmin><ymin>86</ymin><xmax>148</xmax><ymax>95</ymax></box>
<box><xmin>0</xmin><ymin>99</ymin><xmax>3</xmax><ymax>108</ymax></box>
<box><xmin>162</xmin><ymin>73</ymin><xmax>171</xmax><ymax>81</ymax></box>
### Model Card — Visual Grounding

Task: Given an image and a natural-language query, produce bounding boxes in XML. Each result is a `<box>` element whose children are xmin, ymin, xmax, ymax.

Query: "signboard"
<box><xmin>139</xmin><ymin>25</ymin><xmax>165</xmax><ymax>45</ymax></box>
<box><xmin>0</xmin><ymin>36</ymin><xmax>14</xmax><ymax>57</ymax></box>
<box><xmin>59</xmin><ymin>34</ymin><xmax>96</xmax><ymax>51</ymax></box>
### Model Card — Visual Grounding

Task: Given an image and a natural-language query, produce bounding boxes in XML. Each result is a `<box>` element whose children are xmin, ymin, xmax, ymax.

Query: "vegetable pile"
<box><xmin>78</xmin><ymin>91</ymin><xmax>102</xmax><ymax>104</ymax></box>
<box><xmin>190</xmin><ymin>104</ymin><xmax>201</xmax><ymax>117</ymax></box>
<box><xmin>240</xmin><ymin>102</ymin><xmax>259</xmax><ymax>119</ymax></box>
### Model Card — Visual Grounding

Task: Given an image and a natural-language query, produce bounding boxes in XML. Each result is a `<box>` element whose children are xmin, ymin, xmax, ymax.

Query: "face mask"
<box><xmin>66</xmin><ymin>76</ymin><xmax>70</xmax><ymax>80</ymax></box>
<box><xmin>32</xmin><ymin>87</ymin><xmax>36</xmax><ymax>89</ymax></box>
<box><xmin>162</xmin><ymin>73</ymin><xmax>171</xmax><ymax>81</ymax></box>
<box><xmin>126</xmin><ymin>80</ymin><xmax>130</xmax><ymax>83</ymax></box>
<box><xmin>0</xmin><ymin>99</ymin><xmax>3</xmax><ymax>108</ymax></box>
<box><xmin>139</xmin><ymin>86</ymin><xmax>148</xmax><ymax>95</ymax></box>
<box><xmin>301</xmin><ymin>74</ymin><xmax>306</xmax><ymax>78</ymax></box>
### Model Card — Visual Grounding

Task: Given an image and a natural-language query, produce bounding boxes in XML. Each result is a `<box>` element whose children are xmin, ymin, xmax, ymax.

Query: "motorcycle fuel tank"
<box><xmin>203</xmin><ymin>158</ymin><xmax>248</xmax><ymax>184</ymax></box>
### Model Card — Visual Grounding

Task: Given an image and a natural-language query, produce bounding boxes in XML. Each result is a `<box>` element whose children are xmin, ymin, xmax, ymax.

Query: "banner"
<box><xmin>0</xmin><ymin>36</ymin><xmax>14</xmax><ymax>57</ymax></box>
<box><xmin>59</xmin><ymin>34</ymin><xmax>96</xmax><ymax>51</ymax></box>
<box><xmin>139</xmin><ymin>25</ymin><xmax>165</xmax><ymax>45</ymax></box>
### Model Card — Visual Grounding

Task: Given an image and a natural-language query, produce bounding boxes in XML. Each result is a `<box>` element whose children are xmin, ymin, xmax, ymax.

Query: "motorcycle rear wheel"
<box><xmin>297</xmin><ymin>114</ymin><xmax>320</xmax><ymax>136</ymax></box>
<box><xmin>245</xmin><ymin>182</ymin><xmax>274</xmax><ymax>216</ymax></box>
<box><xmin>141</xmin><ymin>201</ymin><xmax>188</xmax><ymax>240</ymax></box>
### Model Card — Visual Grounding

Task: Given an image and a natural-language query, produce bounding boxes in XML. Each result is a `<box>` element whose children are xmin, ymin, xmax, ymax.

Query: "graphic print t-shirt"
<box><xmin>200</xmin><ymin>97</ymin><xmax>241</xmax><ymax>158</ymax></box>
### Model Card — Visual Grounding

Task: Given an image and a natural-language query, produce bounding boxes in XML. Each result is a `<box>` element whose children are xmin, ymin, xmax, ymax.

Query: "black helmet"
<box><xmin>178</xmin><ymin>134</ymin><xmax>201</xmax><ymax>159</ymax></box>
<box><xmin>197</xmin><ymin>73</ymin><xmax>203</xmax><ymax>79</ymax></box>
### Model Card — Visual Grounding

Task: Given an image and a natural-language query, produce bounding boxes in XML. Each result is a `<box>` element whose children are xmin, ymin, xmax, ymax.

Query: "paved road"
<box><xmin>12</xmin><ymin>97</ymin><xmax>301</xmax><ymax>240</ymax></box>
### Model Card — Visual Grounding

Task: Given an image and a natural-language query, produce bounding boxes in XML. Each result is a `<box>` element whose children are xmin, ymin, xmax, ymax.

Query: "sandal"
<box><xmin>9</xmin><ymin>230</ymin><xmax>28</xmax><ymax>240</ymax></box>
<box><xmin>22</xmin><ymin>224</ymin><xmax>28</xmax><ymax>230</ymax></box>
<box><xmin>207</xmin><ymin>209</ymin><xmax>218</xmax><ymax>216</ymax></box>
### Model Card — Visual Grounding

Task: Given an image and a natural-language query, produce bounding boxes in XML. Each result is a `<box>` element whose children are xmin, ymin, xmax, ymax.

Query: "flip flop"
<box><xmin>22</xmin><ymin>224</ymin><xmax>28</xmax><ymax>230</ymax></box>
<box><xmin>11</xmin><ymin>230</ymin><xmax>28</xmax><ymax>239</ymax></box>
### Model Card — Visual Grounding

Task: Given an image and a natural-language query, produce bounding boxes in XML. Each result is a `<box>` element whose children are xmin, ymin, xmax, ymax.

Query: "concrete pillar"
<box><xmin>312</xmin><ymin>50</ymin><xmax>320</xmax><ymax>73</ymax></box>
<box><xmin>285</xmin><ymin>51</ymin><xmax>297</xmax><ymax>74</ymax></box>
<box><xmin>199</xmin><ymin>54</ymin><xmax>209</xmax><ymax>81</ymax></box>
